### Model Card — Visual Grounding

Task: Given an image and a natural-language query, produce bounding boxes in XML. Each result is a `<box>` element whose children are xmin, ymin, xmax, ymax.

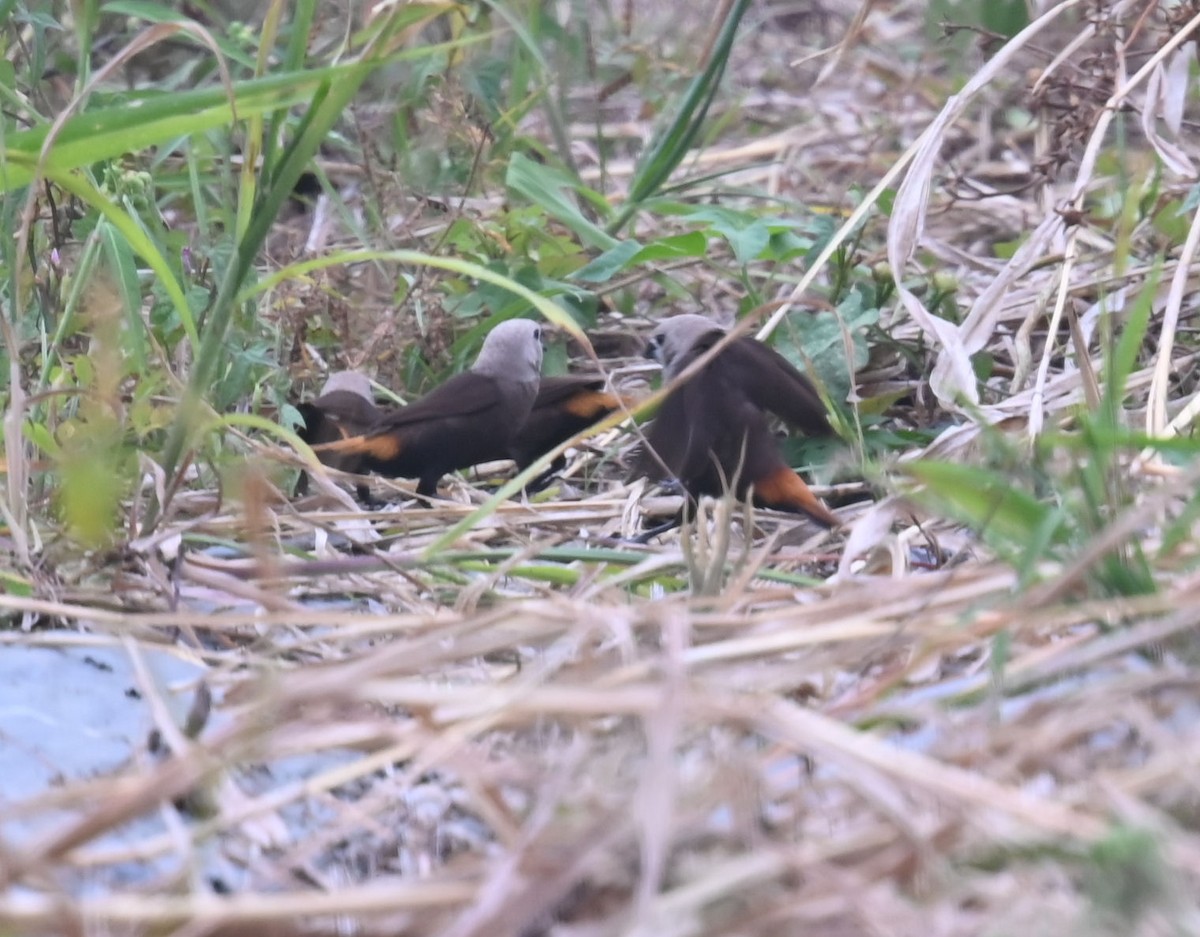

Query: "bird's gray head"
<box><xmin>320</xmin><ymin>370</ymin><xmax>373</xmax><ymax>401</ymax></box>
<box><xmin>472</xmin><ymin>319</ymin><xmax>544</xmax><ymax>382</ymax></box>
<box><xmin>645</xmin><ymin>314</ymin><xmax>726</xmax><ymax>380</ymax></box>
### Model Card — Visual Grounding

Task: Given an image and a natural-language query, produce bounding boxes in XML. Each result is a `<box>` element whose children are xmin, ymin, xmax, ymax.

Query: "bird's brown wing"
<box><xmin>531</xmin><ymin>375</ymin><xmax>607</xmax><ymax>409</ymax></box>
<box><xmin>714</xmin><ymin>338</ymin><xmax>833</xmax><ymax>436</ymax></box>
<box><xmin>634</xmin><ymin>351</ymin><xmax>725</xmax><ymax>484</ymax></box>
<box><xmin>635</xmin><ymin>331</ymin><xmax>838</xmax><ymax>526</ymax></box>
<box><xmin>313</xmin><ymin>371</ymin><xmax>535</xmax><ymax>487</ymax></box>
<box><xmin>368</xmin><ymin>371</ymin><xmax>503</xmax><ymax>429</ymax></box>
<box><xmin>637</xmin><ymin>373</ymin><xmax>839</xmax><ymax>526</ymax></box>
<box><xmin>512</xmin><ymin>375</ymin><xmax>624</xmax><ymax>470</ymax></box>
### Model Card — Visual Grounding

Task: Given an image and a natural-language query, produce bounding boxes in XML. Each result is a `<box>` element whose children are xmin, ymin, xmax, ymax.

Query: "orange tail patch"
<box><xmin>751</xmin><ymin>467</ymin><xmax>839</xmax><ymax>528</ymax></box>
<box><xmin>561</xmin><ymin>390</ymin><xmax>626</xmax><ymax>420</ymax></box>
<box><xmin>312</xmin><ymin>433</ymin><xmax>404</xmax><ymax>462</ymax></box>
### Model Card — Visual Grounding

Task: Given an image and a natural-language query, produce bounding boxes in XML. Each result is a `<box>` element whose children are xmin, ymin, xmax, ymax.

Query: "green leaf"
<box><xmin>724</xmin><ymin>218</ymin><xmax>770</xmax><ymax>265</ymax></box>
<box><xmin>100</xmin><ymin>1</ymin><xmax>259</xmax><ymax>68</ymax></box>
<box><xmin>635</xmin><ymin>230</ymin><xmax>709</xmax><ymax>261</ymax></box>
<box><xmin>904</xmin><ymin>460</ymin><xmax>1066</xmax><ymax>553</ymax></box>
<box><xmin>1152</xmin><ymin>199</ymin><xmax>1191</xmax><ymax>245</ymax></box>
<box><xmin>678</xmin><ymin>206</ymin><xmax>776</xmax><ymax>264</ymax></box>
<box><xmin>572</xmin><ymin>230</ymin><xmax>709</xmax><ymax>283</ymax></box>
<box><xmin>0</xmin><ymin>66</ymin><xmax>365</xmax><ymax>191</ymax></box>
<box><xmin>573</xmin><ymin>240</ymin><xmax>641</xmax><ymax>282</ymax></box>
<box><xmin>773</xmin><ymin>296</ymin><xmax>878</xmax><ymax>404</ymax></box>
<box><xmin>23</xmin><ymin>420</ymin><xmax>60</xmax><ymax>459</ymax></box>
<box><xmin>96</xmin><ymin>221</ymin><xmax>149</xmax><ymax>373</ymax></box>
<box><xmin>0</xmin><ymin>568</ymin><xmax>33</xmax><ymax>597</ymax></box>
<box><xmin>981</xmin><ymin>0</ymin><xmax>1029</xmax><ymax>38</ymax></box>
<box><xmin>1101</xmin><ymin>261</ymin><xmax>1159</xmax><ymax>427</ymax></box>
<box><xmin>505</xmin><ymin>153</ymin><xmax>618</xmax><ymax>251</ymax></box>
<box><xmin>48</xmin><ymin>167</ymin><xmax>198</xmax><ymax>352</ymax></box>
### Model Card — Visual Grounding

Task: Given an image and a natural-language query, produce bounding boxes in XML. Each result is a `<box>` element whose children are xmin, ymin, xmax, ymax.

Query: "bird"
<box><xmin>509</xmin><ymin>375</ymin><xmax>631</xmax><ymax>491</ymax></box>
<box><xmin>293</xmin><ymin>371</ymin><xmax>381</xmax><ymax>502</ymax></box>
<box><xmin>632</xmin><ymin>314</ymin><xmax>839</xmax><ymax>537</ymax></box>
<box><xmin>310</xmin><ymin>319</ymin><xmax>544</xmax><ymax>499</ymax></box>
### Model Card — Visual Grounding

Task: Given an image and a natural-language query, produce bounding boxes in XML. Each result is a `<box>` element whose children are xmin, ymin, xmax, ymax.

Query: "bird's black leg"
<box><xmin>412</xmin><ymin>474</ymin><xmax>442</xmax><ymax>508</ymax></box>
<box><xmin>629</xmin><ymin>508</ymin><xmax>685</xmax><ymax>544</ymax></box>
<box><xmin>521</xmin><ymin>456</ymin><xmax>567</xmax><ymax>495</ymax></box>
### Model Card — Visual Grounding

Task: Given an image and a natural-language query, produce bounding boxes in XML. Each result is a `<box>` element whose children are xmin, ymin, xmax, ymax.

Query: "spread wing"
<box><xmin>716</xmin><ymin>338</ymin><xmax>833</xmax><ymax>437</ymax></box>
<box><xmin>634</xmin><ymin>330</ymin><xmax>829</xmax><ymax>486</ymax></box>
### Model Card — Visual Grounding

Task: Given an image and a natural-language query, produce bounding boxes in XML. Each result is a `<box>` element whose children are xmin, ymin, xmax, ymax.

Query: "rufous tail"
<box><xmin>751</xmin><ymin>466</ymin><xmax>839</xmax><ymax>528</ymax></box>
<box><xmin>311</xmin><ymin>433</ymin><xmax>403</xmax><ymax>461</ymax></box>
<box><xmin>560</xmin><ymin>390</ymin><xmax>635</xmax><ymax>420</ymax></box>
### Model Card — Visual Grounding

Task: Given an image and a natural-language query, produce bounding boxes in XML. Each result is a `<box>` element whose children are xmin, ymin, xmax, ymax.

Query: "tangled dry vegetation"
<box><xmin>5</xmin><ymin>1</ymin><xmax>1200</xmax><ymax>935</ymax></box>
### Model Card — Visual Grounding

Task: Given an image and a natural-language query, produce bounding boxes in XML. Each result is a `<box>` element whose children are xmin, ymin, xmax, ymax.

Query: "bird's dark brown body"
<box><xmin>509</xmin><ymin>375</ymin><xmax>628</xmax><ymax>489</ymax></box>
<box><xmin>295</xmin><ymin>372</ymin><xmax>380</xmax><ymax>500</ymax></box>
<box><xmin>634</xmin><ymin>315</ymin><xmax>838</xmax><ymax>531</ymax></box>
<box><xmin>312</xmin><ymin>320</ymin><xmax>544</xmax><ymax>498</ymax></box>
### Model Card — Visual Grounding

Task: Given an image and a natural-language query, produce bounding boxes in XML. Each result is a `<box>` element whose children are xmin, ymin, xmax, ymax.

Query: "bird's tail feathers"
<box><xmin>311</xmin><ymin>433</ymin><xmax>404</xmax><ymax>461</ymax></box>
<box><xmin>751</xmin><ymin>467</ymin><xmax>839</xmax><ymax>528</ymax></box>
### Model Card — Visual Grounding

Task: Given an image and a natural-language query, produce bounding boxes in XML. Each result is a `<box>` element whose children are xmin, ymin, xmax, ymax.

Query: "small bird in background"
<box><xmin>311</xmin><ymin>319</ymin><xmax>544</xmax><ymax>499</ymax></box>
<box><xmin>632</xmin><ymin>314</ymin><xmax>839</xmax><ymax>538</ymax></box>
<box><xmin>294</xmin><ymin>371</ymin><xmax>381</xmax><ymax>502</ymax></box>
<box><xmin>510</xmin><ymin>375</ymin><xmax>632</xmax><ymax>491</ymax></box>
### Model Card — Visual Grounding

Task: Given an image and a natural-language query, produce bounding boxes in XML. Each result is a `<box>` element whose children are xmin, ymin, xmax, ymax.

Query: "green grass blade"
<box><xmin>47</xmin><ymin>167</ymin><xmax>198</xmax><ymax>351</ymax></box>
<box><xmin>1100</xmin><ymin>261</ymin><xmax>1159</xmax><ymax>427</ymax></box>
<box><xmin>506</xmin><ymin>153</ymin><xmax>618</xmax><ymax>251</ymax></box>
<box><xmin>150</xmin><ymin>10</ymin><xmax>449</xmax><ymax>530</ymax></box>
<box><xmin>904</xmin><ymin>460</ymin><xmax>1065</xmax><ymax>555</ymax></box>
<box><xmin>607</xmin><ymin>0</ymin><xmax>753</xmax><ymax>234</ymax></box>
<box><xmin>238</xmin><ymin>247</ymin><xmax>589</xmax><ymax>344</ymax></box>
<box><xmin>0</xmin><ymin>67</ymin><xmax>363</xmax><ymax>192</ymax></box>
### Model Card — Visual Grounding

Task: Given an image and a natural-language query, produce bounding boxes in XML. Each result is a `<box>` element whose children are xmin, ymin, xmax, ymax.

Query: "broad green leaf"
<box><xmin>633</xmin><ymin>230</ymin><xmax>708</xmax><ymax>262</ymax></box>
<box><xmin>981</xmin><ymin>0</ymin><xmax>1030</xmax><ymax>37</ymax></box>
<box><xmin>680</xmin><ymin>206</ymin><xmax>774</xmax><ymax>263</ymax></box>
<box><xmin>724</xmin><ymin>219</ymin><xmax>770</xmax><ymax>264</ymax></box>
<box><xmin>773</xmin><ymin>296</ymin><xmax>878</xmax><ymax>403</ymax></box>
<box><xmin>572</xmin><ymin>231</ymin><xmax>710</xmax><ymax>283</ymax></box>
<box><xmin>855</xmin><ymin>388</ymin><xmax>909</xmax><ymax>417</ymax></box>
<box><xmin>22</xmin><ymin>420</ymin><xmax>60</xmax><ymax>459</ymax></box>
<box><xmin>573</xmin><ymin>241</ymin><xmax>641</xmax><ymax>283</ymax></box>
<box><xmin>506</xmin><ymin>153</ymin><xmax>618</xmax><ymax>251</ymax></box>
